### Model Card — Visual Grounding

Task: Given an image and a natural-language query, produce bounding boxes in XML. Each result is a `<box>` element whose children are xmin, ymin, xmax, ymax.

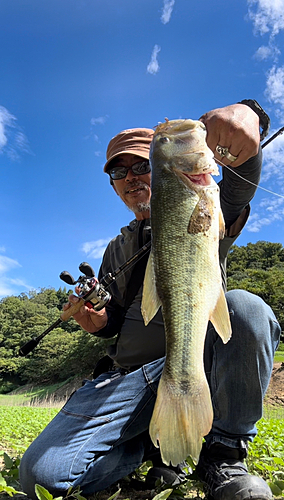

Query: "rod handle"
<box><xmin>19</xmin><ymin>338</ymin><xmax>40</xmax><ymax>356</ymax></box>
<box><xmin>60</xmin><ymin>297</ymin><xmax>85</xmax><ymax>321</ymax></box>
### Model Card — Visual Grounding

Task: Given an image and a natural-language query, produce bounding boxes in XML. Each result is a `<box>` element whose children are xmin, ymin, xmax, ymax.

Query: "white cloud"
<box><xmin>254</xmin><ymin>44</ymin><xmax>280</xmax><ymax>60</ymax></box>
<box><xmin>147</xmin><ymin>45</ymin><xmax>161</xmax><ymax>75</ymax></box>
<box><xmin>259</xmin><ymin>196</ymin><xmax>284</xmax><ymax>210</ymax></box>
<box><xmin>246</xmin><ymin>209</ymin><xmax>284</xmax><ymax>232</ymax></box>
<box><xmin>261</xmin><ymin>130</ymin><xmax>284</xmax><ymax>181</ymax></box>
<box><xmin>84</xmin><ymin>115</ymin><xmax>108</xmax><ymax>146</ymax></box>
<box><xmin>0</xmin><ymin>106</ymin><xmax>14</xmax><ymax>150</ymax></box>
<box><xmin>265</xmin><ymin>65</ymin><xmax>284</xmax><ymax>111</ymax></box>
<box><xmin>248</xmin><ymin>1</ymin><xmax>284</xmax><ymax>65</ymax></box>
<box><xmin>246</xmin><ymin>217</ymin><xmax>271</xmax><ymax>232</ymax></box>
<box><xmin>0</xmin><ymin>278</ymin><xmax>32</xmax><ymax>298</ymax></box>
<box><xmin>91</xmin><ymin>115</ymin><xmax>108</xmax><ymax>126</ymax></box>
<box><xmin>161</xmin><ymin>0</ymin><xmax>175</xmax><ymax>24</ymax></box>
<box><xmin>0</xmin><ymin>255</ymin><xmax>21</xmax><ymax>274</ymax></box>
<box><xmin>0</xmin><ymin>255</ymin><xmax>32</xmax><ymax>298</ymax></box>
<box><xmin>0</xmin><ymin>105</ymin><xmax>30</xmax><ymax>160</ymax></box>
<box><xmin>248</xmin><ymin>0</ymin><xmax>284</xmax><ymax>37</ymax></box>
<box><xmin>81</xmin><ymin>238</ymin><xmax>113</xmax><ymax>259</ymax></box>
<box><xmin>0</xmin><ymin>282</ymin><xmax>17</xmax><ymax>297</ymax></box>
<box><xmin>246</xmin><ymin>1</ymin><xmax>284</xmax><ymax>233</ymax></box>
<box><xmin>0</xmin><ymin>251</ymin><xmax>33</xmax><ymax>298</ymax></box>
<box><xmin>245</xmin><ymin>176</ymin><xmax>284</xmax><ymax>233</ymax></box>
<box><xmin>244</xmin><ymin>133</ymin><xmax>284</xmax><ymax>232</ymax></box>
<box><xmin>9</xmin><ymin>277</ymin><xmax>33</xmax><ymax>289</ymax></box>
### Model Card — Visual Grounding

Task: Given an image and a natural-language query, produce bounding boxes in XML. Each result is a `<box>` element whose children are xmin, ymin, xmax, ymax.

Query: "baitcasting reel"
<box><xmin>19</xmin><ymin>242</ymin><xmax>151</xmax><ymax>356</ymax></box>
<box><xmin>60</xmin><ymin>262</ymin><xmax>111</xmax><ymax>311</ymax></box>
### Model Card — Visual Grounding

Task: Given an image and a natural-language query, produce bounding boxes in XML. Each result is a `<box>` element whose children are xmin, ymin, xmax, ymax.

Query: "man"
<box><xmin>20</xmin><ymin>103</ymin><xmax>280</xmax><ymax>500</ymax></box>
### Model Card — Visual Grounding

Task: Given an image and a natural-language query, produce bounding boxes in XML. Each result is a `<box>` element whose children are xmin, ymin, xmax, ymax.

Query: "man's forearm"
<box><xmin>219</xmin><ymin>146</ymin><xmax>262</xmax><ymax>229</ymax></box>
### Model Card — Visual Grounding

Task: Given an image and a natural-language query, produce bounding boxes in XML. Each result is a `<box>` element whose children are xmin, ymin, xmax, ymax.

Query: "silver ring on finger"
<box><xmin>216</xmin><ymin>145</ymin><xmax>238</xmax><ymax>162</ymax></box>
<box><xmin>225</xmin><ymin>150</ymin><xmax>238</xmax><ymax>162</ymax></box>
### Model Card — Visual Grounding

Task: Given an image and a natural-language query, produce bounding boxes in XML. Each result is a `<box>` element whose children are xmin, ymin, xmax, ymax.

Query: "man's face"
<box><xmin>110</xmin><ymin>154</ymin><xmax>151</xmax><ymax>220</ymax></box>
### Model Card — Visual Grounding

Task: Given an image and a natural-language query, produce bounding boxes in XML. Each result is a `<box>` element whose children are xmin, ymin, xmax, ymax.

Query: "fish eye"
<box><xmin>159</xmin><ymin>136</ymin><xmax>170</xmax><ymax>143</ymax></box>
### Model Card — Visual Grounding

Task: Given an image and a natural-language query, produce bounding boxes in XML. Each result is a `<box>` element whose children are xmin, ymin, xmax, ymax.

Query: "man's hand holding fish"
<box><xmin>201</xmin><ymin>103</ymin><xmax>260</xmax><ymax>167</ymax></box>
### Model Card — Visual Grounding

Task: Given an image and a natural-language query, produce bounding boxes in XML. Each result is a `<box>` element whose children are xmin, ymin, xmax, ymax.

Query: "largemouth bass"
<box><xmin>141</xmin><ymin>118</ymin><xmax>232</xmax><ymax>466</ymax></box>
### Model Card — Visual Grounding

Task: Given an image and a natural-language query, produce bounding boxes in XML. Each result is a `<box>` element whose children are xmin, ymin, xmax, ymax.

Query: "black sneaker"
<box><xmin>128</xmin><ymin>445</ymin><xmax>187</xmax><ymax>491</ymax></box>
<box><xmin>196</xmin><ymin>442</ymin><xmax>272</xmax><ymax>500</ymax></box>
<box><xmin>144</xmin><ymin>447</ymin><xmax>187</xmax><ymax>488</ymax></box>
<box><xmin>145</xmin><ymin>462</ymin><xmax>187</xmax><ymax>489</ymax></box>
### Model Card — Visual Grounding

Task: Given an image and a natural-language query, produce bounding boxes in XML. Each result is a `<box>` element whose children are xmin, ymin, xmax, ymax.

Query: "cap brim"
<box><xmin>104</xmin><ymin>149</ymin><xmax>150</xmax><ymax>173</ymax></box>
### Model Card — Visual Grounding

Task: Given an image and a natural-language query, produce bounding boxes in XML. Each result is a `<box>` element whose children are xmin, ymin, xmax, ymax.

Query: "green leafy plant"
<box><xmin>247</xmin><ymin>418</ymin><xmax>284</xmax><ymax>497</ymax></box>
<box><xmin>0</xmin><ymin>452</ymin><xmax>25</xmax><ymax>497</ymax></box>
<box><xmin>34</xmin><ymin>484</ymin><xmax>88</xmax><ymax>500</ymax></box>
<box><xmin>34</xmin><ymin>484</ymin><xmax>176</xmax><ymax>500</ymax></box>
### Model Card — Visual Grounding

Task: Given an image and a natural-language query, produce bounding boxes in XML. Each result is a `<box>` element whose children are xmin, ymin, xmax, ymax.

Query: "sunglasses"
<box><xmin>109</xmin><ymin>160</ymin><xmax>151</xmax><ymax>180</ymax></box>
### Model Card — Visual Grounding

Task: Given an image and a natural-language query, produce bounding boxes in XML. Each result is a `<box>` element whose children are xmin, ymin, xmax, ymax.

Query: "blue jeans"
<box><xmin>19</xmin><ymin>290</ymin><xmax>280</xmax><ymax>499</ymax></box>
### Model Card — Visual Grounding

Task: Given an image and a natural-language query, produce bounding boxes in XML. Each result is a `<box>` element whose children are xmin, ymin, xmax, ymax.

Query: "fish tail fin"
<box><xmin>149</xmin><ymin>375</ymin><xmax>213</xmax><ymax>466</ymax></box>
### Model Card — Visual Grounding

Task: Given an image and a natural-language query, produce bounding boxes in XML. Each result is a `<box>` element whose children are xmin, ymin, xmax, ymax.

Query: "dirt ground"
<box><xmin>264</xmin><ymin>362</ymin><xmax>284</xmax><ymax>406</ymax></box>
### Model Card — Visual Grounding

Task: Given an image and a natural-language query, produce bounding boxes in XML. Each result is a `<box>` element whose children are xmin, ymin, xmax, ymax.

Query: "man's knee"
<box><xmin>226</xmin><ymin>289</ymin><xmax>266</xmax><ymax>313</ymax></box>
<box><xmin>226</xmin><ymin>289</ymin><xmax>280</xmax><ymax>348</ymax></box>
<box><xmin>20</xmin><ymin>445</ymin><xmax>66</xmax><ymax>500</ymax></box>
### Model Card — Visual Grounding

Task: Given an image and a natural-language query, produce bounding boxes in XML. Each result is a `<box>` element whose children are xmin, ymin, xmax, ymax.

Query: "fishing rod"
<box><xmin>261</xmin><ymin>126</ymin><xmax>284</xmax><ymax>149</ymax></box>
<box><xmin>19</xmin><ymin>241</ymin><xmax>151</xmax><ymax>356</ymax></box>
<box><xmin>19</xmin><ymin>124</ymin><xmax>284</xmax><ymax>357</ymax></box>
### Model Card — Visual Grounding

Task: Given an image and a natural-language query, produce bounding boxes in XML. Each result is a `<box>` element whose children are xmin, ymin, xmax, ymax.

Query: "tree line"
<box><xmin>0</xmin><ymin>240</ymin><xmax>283</xmax><ymax>393</ymax></box>
<box><xmin>0</xmin><ymin>287</ymin><xmax>109</xmax><ymax>392</ymax></box>
<box><xmin>227</xmin><ymin>240</ymin><xmax>284</xmax><ymax>335</ymax></box>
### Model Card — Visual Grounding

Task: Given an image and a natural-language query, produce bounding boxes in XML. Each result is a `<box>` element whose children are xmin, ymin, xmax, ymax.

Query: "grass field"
<box><xmin>1</xmin><ymin>353</ymin><xmax>284</xmax><ymax>500</ymax></box>
<box><xmin>274</xmin><ymin>351</ymin><xmax>284</xmax><ymax>363</ymax></box>
<box><xmin>1</xmin><ymin>403</ymin><xmax>284</xmax><ymax>500</ymax></box>
<box><xmin>0</xmin><ymin>405</ymin><xmax>59</xmax><ymax>455</ymax></box>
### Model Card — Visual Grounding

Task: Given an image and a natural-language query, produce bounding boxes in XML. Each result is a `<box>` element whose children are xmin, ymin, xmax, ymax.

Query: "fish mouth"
<box><xmin>183</xmin><ymin>173</ymin><xmax>213</xmax><ymax>186</ymax></box>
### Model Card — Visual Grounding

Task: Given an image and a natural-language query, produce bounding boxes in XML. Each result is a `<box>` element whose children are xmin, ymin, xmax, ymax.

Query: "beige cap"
<box><xmin>104</xmin><ymin>128</ymin><xmax>154</xmax><ymax>173</ymax></box>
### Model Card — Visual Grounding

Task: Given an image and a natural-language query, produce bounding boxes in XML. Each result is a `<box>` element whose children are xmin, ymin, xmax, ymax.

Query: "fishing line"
<box><xmin>214</xmin><ymin>157</ymin><xmax>284</xmax><ymax>200</ymax></box>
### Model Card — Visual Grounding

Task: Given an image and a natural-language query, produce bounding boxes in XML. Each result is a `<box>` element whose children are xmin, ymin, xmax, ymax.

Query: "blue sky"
<box><xmin>1</xmin><ymin>0</ymin><xmax>284</xmax><ymax>298</ymax></box>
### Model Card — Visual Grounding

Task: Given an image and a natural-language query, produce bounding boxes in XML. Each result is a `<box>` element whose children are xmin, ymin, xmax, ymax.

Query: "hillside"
<box><xmin>265</xmin><ymin>362</ymin><xmax>284</xmax><ymax>407</ymax></box>
<box><xmin>50</xmin><ymin>363</ymin><xmax>284</xmax><ymax>408</ymax></box>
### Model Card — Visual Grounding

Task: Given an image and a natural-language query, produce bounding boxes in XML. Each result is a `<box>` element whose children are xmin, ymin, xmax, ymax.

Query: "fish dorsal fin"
<box><xmin>210</xmin><ymin>288</ymin><xmax>232</xmax><ymax>344</ymax></box>
<box><xmin>141</xmin><ymin>251</ymin><xmax>162</xmax><ymax>326</ymax></box>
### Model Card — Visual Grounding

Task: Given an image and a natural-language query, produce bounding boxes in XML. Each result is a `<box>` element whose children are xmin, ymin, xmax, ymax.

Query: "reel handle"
<box><xmin>59</xmin><ymin>271</ymin><xmax>76</xmax><ymax>285</ymax></box>
<box><xmin>60</xmin><ymin>297</ymin><xmax>85</xmax><ymax>321</ymax></box>
<box><xmin>79</xmin><ymin>262</ymin><xmax>95</xmax><ymax>277</ymax></box>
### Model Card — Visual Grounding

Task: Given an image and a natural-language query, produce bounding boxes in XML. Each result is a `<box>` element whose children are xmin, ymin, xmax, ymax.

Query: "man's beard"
<box><xmin>128</xmin><ymin>201</ymin><xmax>151</xmax><ymax>213</ymax></box>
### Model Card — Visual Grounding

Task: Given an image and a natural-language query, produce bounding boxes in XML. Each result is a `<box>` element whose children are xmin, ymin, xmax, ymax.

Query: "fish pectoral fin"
<box><xmin>188</xmin><ymin>195</ymin><xmax>213</xmax><ymax>235</ymax></box>
<box><xmin>210</xmin><ymin>288</ymin><xmax>232</xmax><ymax>344</ymax></box>
<box><xmin>141</xmin><ymin>251</ymin><xmax>161</xmax><ymax>326</ymax></box>
<box><xmin>219</xmin><ymin>209</ymin><xmax>225</xmax><ymax>240</ymax></box>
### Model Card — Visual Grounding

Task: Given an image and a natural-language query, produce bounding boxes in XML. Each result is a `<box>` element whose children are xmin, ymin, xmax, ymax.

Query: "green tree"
<box><xmin>227</xmin><ymin>241</ymin><xmax>284</xmax><ymax>337</ymax></box>
<box><xmin>0</xmin><ymin>287</ymin><xmax>109</xmax><ymax>389</ymax></box>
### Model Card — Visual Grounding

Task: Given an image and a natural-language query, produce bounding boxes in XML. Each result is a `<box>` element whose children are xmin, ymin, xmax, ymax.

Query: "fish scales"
<box><xmin>141</xmin><ymin>119</ymin><xmax>232</xmax><ymax>466</ymax></box>
<box><xmin>152</xmin><ymin>168</ymin><xmax>217</xmax><ymax>372</ymax></box>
